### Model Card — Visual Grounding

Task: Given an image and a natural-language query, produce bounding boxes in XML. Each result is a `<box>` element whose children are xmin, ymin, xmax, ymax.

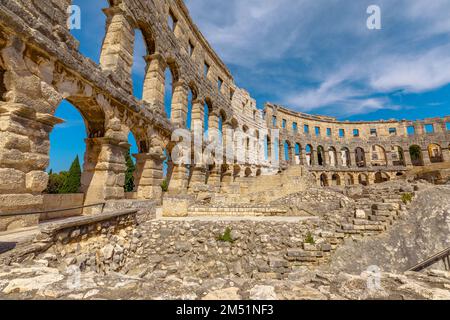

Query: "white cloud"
<box><xmin>184</xmin><ymin>0</ymin><xmax>450</xmax><ymax>116</ymax></box>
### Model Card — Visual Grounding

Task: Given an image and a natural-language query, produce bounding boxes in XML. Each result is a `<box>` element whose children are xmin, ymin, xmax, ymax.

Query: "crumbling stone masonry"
<box><xmin>0</xmin><ymin>0</ymin><xmax>449</xmax><ymax>231</ymax></box>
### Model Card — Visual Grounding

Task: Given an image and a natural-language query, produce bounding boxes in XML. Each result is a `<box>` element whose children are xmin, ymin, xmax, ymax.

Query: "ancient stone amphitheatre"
<box><xmin>0</xmin><ymin>0</ymin><xmax>449</xmax><ymax>301</ymax></box>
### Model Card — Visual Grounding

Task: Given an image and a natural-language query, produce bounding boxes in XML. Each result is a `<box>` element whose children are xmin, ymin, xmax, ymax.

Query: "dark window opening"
<box><xmin>188</xmin><ymin>40</ymin><xmax>195</xmax><ymax>57</ymax></box>
<box><xmin>0</xmin><ymin>68</ymin><xmax>6</xmax><ymax>101</ymax></box>
<box><xmin>168</xmin><ymin>10</ymin><xmax>177</xmax><ymax>32</ymax></box>
<box><xmin>204</xmin><ymin>62</ymin><xmax>210</xmax><ymax>78</ymax></box>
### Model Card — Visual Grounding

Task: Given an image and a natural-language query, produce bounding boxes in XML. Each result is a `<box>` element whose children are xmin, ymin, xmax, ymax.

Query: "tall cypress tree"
<box><xmin>124</xmin><ymin>151</ymin><xmax>135</xmax><ymax>192</ymax></box>
<box><xmin>60</xmin><ymin>155</ymin><xmax>81</xmax><ymax>194</ymax></box>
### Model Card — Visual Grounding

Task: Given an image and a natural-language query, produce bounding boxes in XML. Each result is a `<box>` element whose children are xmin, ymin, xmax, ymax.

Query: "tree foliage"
<box><xmin>59</xmin><ymin>155</ymin><xmax>82</xmax><ymax>194</ymax></box>
<box><xmin>124</xmin><ymin>151</ymin><xmax>136</xmax><ymax>192</ymax></box>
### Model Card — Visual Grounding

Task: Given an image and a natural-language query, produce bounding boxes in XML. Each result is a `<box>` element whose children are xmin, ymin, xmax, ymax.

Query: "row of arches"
<box><xmin>314</xmin><ymin>171</ymin><xmax>395</xmax><ymax>187</ymax></box>
<box><xmin>281</xmin><ymin>142</ymin><xmax>450</xmax><ymax>168</ymax></box>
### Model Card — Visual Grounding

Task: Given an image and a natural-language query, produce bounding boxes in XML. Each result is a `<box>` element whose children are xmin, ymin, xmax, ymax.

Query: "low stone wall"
<box><xmin>0</xmin><ymin>210</ymin><xmax>139</xmax><ymax>272</ymax></box>
<box><xmin>40</xmin><ymin>194</ymin><xmax>84</xmax><ymax>221</ymax></box>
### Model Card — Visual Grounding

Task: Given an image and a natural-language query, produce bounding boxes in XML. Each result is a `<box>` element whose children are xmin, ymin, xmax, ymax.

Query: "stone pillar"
<box><xmin>189</xmin><ymin>100</ymin><xmax>206</xmax><ymax>191</ymax></box>
<box><xmin>403</xmin><ymin>149</ymin><xmax>413</xmax><ymax>167</ymax></box>
<box><xmin>99</xmin><ymin>7</ymin><xmax>134</xmax><ymax>93</ymax></box>
<box><xmin>168</xmin><ymin>164</ymin><xmax>189</xmax><ymax>194</ymax></box>
<box><xmin>0</xmin><ymin>103</ymin><xmax>62</xmax><ymax>231</ymax></box>
<box><xmin>83</xmin><ymin>137</ymin><xmax>129</xmax><ymax>213</ymax></box>
<box><xmin>442</xmin><ymin>147</ymin><xmax>450</xmax><ymax>163</ymax></box>
<box><xmin>142</xmin><ymin>53</ymin><xmax>166</xmax><ymax>110</ymax></box>
<box><xmin>133</xmin><ymin>152</ymin><xmax>164</xmax><ymax>202</ymax></box>
<box><xmin>422</xmin><ymin>148</ymin><xmax>431</xmax><ymax>165</ymax></box>
<box><xmin>207</xmin><ymin>112</ymin><xmax>221</xmax><ymax>191</ymax></box>
<box><xmin>220</xmin><ymin>165</ymin><xmax>233</xmax><ymax>191</ymax></box>
<box><xmin>170</xmin><ymin>81</ymin><xmax>188</xmax><ymax>128</ymax></box>
<box><xmin>350</xmin><ymin>151</ymin><xmax>357</xmax><ymax>168</ymax></box>
<box><xmin>311</xmin><ymin>150</ymin><xmax>318</xmax><ymax>166</ymax></box>
<box><xmin>300</xmin><ymin>148</ymin><xmax>306</xmax><ymax>166</ymax></box>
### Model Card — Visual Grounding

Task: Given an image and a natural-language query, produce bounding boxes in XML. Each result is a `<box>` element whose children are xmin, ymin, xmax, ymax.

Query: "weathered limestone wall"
<box><xmin>41</xmin><ymin>194</ymin><xmax>84</xmax><ymax>221</ymax></box>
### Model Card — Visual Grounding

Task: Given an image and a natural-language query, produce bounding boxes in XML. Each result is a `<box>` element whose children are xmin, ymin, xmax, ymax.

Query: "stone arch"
<box><xmin>391</xmin><ymin>145</ymin><xmax>405</xmax><ymax>166</ymax></box>
<box><xmin>305</xmin><ymin>144</ymin><xmax>313</xmax><ymax>166</ymax></box>
<box><xmin>320</xmin><ymin>173</ymin><xmax>329</xmax><ymax>187</ymax></box>
<box><xmin>317</xmin><ymin>145</ymin><xmax>326</xmax><ymax>166</ymax></box>
<box><xmin>0</xmin><ymin>58</ymin><xmax>6</xmax><ymax>101</ymax></box>
<box><xmin>284</xmin><ymin>140</ymin><xmax>292</xmax><ymax>162</ymax></box>
<box><xmin>233</xmin><ymin>165</ymin><xmax>241</xmax><ymax>181</ymax></box>
<box><xmin>294</xmin><ymin>143</ymin><xmax>301</xmax><ymax>165</ymax></box>
<box><xmin>428</xmin><ymin>143</ymin><xmax>443</xmax><ymax>163</ymax></box>
<box><xmin>245</xmin><ymin>167</ymin><xmax>252</xmax><ymax>177</ymax></box>
<box><xmin>358</xmin><ymin>173</ymin><xmax>369</xmax><ymax>186</ymax></box>
<box><xmin>256</xmin><ymin>168</ymin><xmax>262</xmax><ymax>176</ymax></box>
<box><xmin>345</xmin><ymin>173</ymin><xmax>354</xmax><ymax>185</ymax></box>
<box><xmin>355</xmin><ymin>147</ymin><xmax>366</xmax><ymax>168</ymax></box>
<box><xmin>371</xmin><ymin>144</ymin><xmax>387</xmax><ymax>166</ymax></box>
<box><xmin>409</xmin><ymin>145</ymin><xmax>423</xmax><ymax>166</ymax></box>
<box><xmin>374</xmin><ymin>171</ymin><xmax>390</xmax><ymax>184</ymax></box>
<box><xmin>340</xmin><ymin>147</ymin><xmax>351</xmax><ymax>167</ymax></box>
<box><xmin>331</xmin><ymin>173</ymin><xmax>341</xmax><ymax>186</ymax></box>
<box><xmin>328</xmin><ymin>147</ymin><xmax>337</xmax><ymax>167</ymax></box>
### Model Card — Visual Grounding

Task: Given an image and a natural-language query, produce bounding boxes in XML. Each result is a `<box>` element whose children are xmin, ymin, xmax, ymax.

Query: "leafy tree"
<box><xmin>124</xmin><ymin>151</ymin><xmax>136</xmax><ymax>192</ymax></box>
<box><xmin>409</xmin><ymin>145</ymin><xmax>421</xmax><ymax>161</ymax></box>
<box><xmin>59</xmin><ymin>155</ymin><xmax>81</xmax><ymax>194</ymax></box>
<box><xmin>45</xmin><ymin>170</ymin><xmax>68</xmax><ymax>194</ymax></box>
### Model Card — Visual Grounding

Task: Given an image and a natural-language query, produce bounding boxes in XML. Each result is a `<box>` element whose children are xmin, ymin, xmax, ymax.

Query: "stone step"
<box><xmin>188</xmin><ymin>205</ymin><xmax>288</xmax><ymax>217</ymax></box>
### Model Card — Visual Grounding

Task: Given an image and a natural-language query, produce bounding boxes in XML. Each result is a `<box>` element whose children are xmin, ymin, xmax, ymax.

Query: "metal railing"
<box><xmin>0</xmin><ymin>203</ymin><xmax>106</xmax><ymax>218</ymax></box>
<box><xmin>407</xmin><ymin>247</ymin><xmax>450</xmax><ymax>272</ymax></box>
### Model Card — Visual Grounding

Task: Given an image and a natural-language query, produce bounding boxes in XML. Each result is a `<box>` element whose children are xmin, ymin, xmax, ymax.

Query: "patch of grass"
<box><xmin>161</xmin><ymin>179</ymin><xmax>169</xmax><ymax>192</ymax></box>
<box><xmin>305</xmin><ymin>231</ymin><xmax>315</xmax><ymax>245</ymax></box>
<box><xmin>217</xmin><ymin>227</ymin><xmax>234</xmax><ymax>243</ymax></box>
<box><xmin>401</xmin><ymin>193</ymin><xmax>413</xmax><ymax>204</ymax></box>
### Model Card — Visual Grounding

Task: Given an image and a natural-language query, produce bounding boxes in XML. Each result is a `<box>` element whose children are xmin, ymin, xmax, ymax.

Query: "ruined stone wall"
<box><xmin>266</xmin><ymin>103</ymin><xmax>450</xmax><ymax>186</ymax></box>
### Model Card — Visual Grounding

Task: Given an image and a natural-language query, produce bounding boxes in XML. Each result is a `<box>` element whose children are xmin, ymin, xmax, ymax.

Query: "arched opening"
<box><xmin>374</xmin><ymin>171</ymin><xmax>390</xmax><ymax>184</ymax></box>
<box><xmin>345</xmin><ymin>174</ymin><xmax>354</xmax><ymax>186</ymax></box>
<box><xmin>204</xmin><ymin>99</ymin><xmax>212</xmax><ymax>136</ymax></box>
<box><xmin>125</xmin><ymin>132</ymin><xmax>139</xmax><ymax>196</ymax></box>
<box><xmin>256</xmin><ymin>168</ymin><xmax>262</xmax><ymax>176</ymax></box>
<box><xmin>284</xmin><ymin>141</ymin><xmax>290</xmax><ymax>162</ymax></box>
<box><xmin>428</xmin><ymin>144</ymin><xmax>443</xmax><ymax>163</ymax></box>
<box><xmin>328</xmin><ymin>147</ymin><xmax>337</xmax><ymax>167</ymax></box>
<box><xmin>295</xmin><ymin>143</ymin><xmax>301</xmax><ymax>165</ymax></box>
<box><xmin>409</xmin><ymin>145</ymin><xmax>423</xmax><ymax>166</ymax></box>
<box><xmin>0</xmin><ymin>62</ymin><xmax>6</xmax><ymax>101</ymax></box>
<box><xmin>355</xmin><ymin>147</ymin><xmax>366</xmax><ymax>168</ymax></box>
<box><xmin>317</xmin><ymin>146</ymin><xmax>325</xmax><ymax>166</ymax></box>
<box><xmin>391</xmin><ymin>146</ymin><xmax>405</xmax><ymax>166</ymax></box>
<box><xmin>164</xmin><ymin>67</ymin><xmax>174</xmax><ymax>119</ymax></box>
<box><xmin>396</xmin><ymin>172</ymin><xmax>404</xmax><ymax>177</ymax></box>
<box><xmin>358</xmin><ymin>173</ymin><xmax>369</xmax><ymax>186</ymax></box>
<box><xmin>186</xmin><ymin>87</ymin><xmax>196</xmax><ymax>130</ymax></box>
<box><xmin>305</xmin><ymin>144</ymin><xmax>313</xmax><ymax>166</ymax></box>
<box><xmin>266</xmin><ymin>135</ymin><xmax>271</xmax><ymax>161</ymax></box>
<box><xmin>371</xmin><ymin>145</ymin><xmax>387</xmax><ymax>166</ymax></box>
<box><xmin>46</xmin><ymin>98</ymin><xmax>106</xmax><ymax>220</ymax></box>
<box><xmin>340</xmin><ymin>147</ymin><xmax>351</xmax><ymax>167</ymax></box>
<box><xmin>71</xmin><ymin>0</ymin><xmax>108</xmax><ymax>63</ymax></box>
<box><xmin>331</xmin><ymin>174</ymin><xmax>341</xmax><ymax>186</ymax></box>
<box><xmin>245</xmin><ymin>167</ymin><xmax>252</xmax><ymax>177</ymax></box>
<box><xmin>131</xmin><ymin>29</ymin><xmax>147</xmax><ymax>99</ymax></box>
<box><xmin>233</xmin><ymin>165</ymin><xmax>241</xmax><ymax>181</ymax></box>
<box><xmin>320</xmin><ymin>173</ymin><xmax>329</xmax><ymax>187</ymax></box>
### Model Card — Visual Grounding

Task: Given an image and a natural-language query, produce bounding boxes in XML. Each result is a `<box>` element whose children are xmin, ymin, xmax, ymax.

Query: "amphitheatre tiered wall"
<box><xmin>0</xmin><ymin>0</ymin><xmax>449</xmax><ymax>231</ymax></box>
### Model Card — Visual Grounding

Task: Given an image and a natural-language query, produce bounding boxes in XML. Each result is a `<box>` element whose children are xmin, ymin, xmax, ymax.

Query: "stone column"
<box><xmin>189</xmin><ymin>100</ymin><xmax>206</xmax><ymax>191</ymax></box>
<box><xmin>442</xmin><ymin>147</ymin><xmax>450</xmax><ymax>163</ymax></box>
<box><xmin>403</xmin><ymin>149</ymin><xmax>413</xmax><ymax>167</ymax></box>
<box><xmin>220</xmin><ymin>165</ymin><xmax>233</xmax><ymax>192</ymax></box>
<box><xmin>422</xmin><ymin>148</ymin><xmax>431</xmax><ymax>165</ymax></box>
<box><xmin>311</xmin><ymin>150</ymin><xmax>318</xmax><ymax>166</ymax></box>
<box><xmin>99</xmin><ymin>7</ymin><xmax>134</xmax><ymax>93</ymax></box>
<box><xmin>350</xmin><ymin>151</ymin><xmax>357</xmax><ymax>168</ymax></box>
<box><xmin>300</xmin><ymin>148</ymin><xmax>306</xmax><ymax>166</ymax></box>
<box><xmin>206</xmin><ymin>111</ymin><xmax>221</xmax><ymax>191</ymax></box>
<box><xmin>170</xmin><ymin>81</ymin><xmax>188</xmax><ymax>128</ymax></box>
<box><xmin>142</xmin><ymin>53</ymin><xmax>166</xmax><ymax>110</ymax></box>
<box><xmin>133</xmin><ymin>152</ymin><xmax>164</xmax><ymax>202</ymax></box>
<box><xmin>83</xmin><ymin>137</ymin><xmax>129</xmax><ymax>213</ymax></box>
<box><xmin>0</xmin><ymin>103</ymin><xmax>62</xmax><ymax>231</ymax></box>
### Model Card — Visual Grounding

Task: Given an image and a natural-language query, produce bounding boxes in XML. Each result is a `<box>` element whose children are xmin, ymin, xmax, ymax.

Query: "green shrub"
<box><xmin>217</xmin><ymin>227</ymin><xmax>234</xmax><ymax>243</ymax></box>
<box><xmin>402</xmin><ymin>193</ymin><xmax>413</xmax><ymax>204</ymax></box>
<box><xmin>124</xmin><ymin>151</ymin><xmax>136</xmax><ymax>192</ymax></box>
<box><xmin>305</xmin><ymin>232</ymin><xmax>315</xmax><ymax>245</ymax></box>
<box><xmin>161</xmin><ymin>179</ymin><xmax>169</xmax><ymax>192</ymax></box>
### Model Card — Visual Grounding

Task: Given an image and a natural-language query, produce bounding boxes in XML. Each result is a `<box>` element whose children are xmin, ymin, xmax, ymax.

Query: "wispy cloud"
<box><xmin>185</xmin><ymin>0</ymin><xmax>450</xmax><ymax>117</ymax></box>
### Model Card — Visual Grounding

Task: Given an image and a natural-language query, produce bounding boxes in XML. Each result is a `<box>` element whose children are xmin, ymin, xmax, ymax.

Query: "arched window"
<box><xmin>409</xmin><ymin>145</ymin><xmax>423</xmax><ymax>166</ymax></box>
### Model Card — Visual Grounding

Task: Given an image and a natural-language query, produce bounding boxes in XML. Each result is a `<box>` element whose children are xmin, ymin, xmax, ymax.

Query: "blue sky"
<box><xmin>50</xmin><ymin>0</ymin><xmax>450</xmax><ymax>172</ymax></box>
